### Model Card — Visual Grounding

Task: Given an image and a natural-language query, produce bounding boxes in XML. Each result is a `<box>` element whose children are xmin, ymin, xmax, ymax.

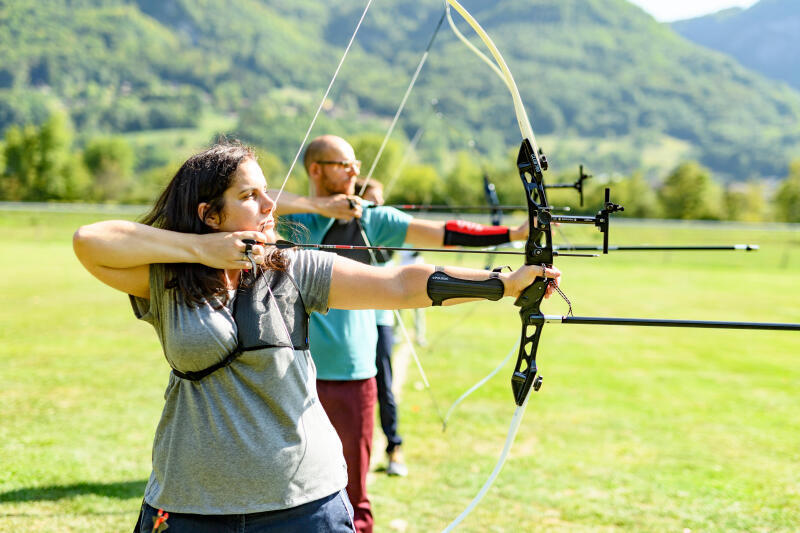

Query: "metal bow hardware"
<box><xmin>511</xmin><ymin>140</ymin><xmax>624</xmax><ymax>405</ymax></box>
<box><xmin>541</xmin><ymin>164</ymin><xmax>592</xmax><ymax>206</ymax></box>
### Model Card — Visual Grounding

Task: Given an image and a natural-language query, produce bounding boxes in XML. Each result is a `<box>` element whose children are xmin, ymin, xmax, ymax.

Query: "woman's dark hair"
<box><xmin>140</xmin><ymin>141</ymin><xmax>286</xmax><ymax>307</ymax></box>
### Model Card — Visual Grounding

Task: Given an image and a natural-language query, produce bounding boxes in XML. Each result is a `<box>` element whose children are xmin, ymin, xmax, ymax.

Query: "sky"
<box><xmin>626</xmin><ymin>0</ymin><xmax>760</xmax><ymax>21</ymax></box>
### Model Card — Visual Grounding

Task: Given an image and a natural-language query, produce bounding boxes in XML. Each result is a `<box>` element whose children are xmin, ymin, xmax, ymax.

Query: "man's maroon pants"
<box><xmin>317</xmin><ymin>378</ymin><xmax>377</xmax><ymax>533</ymax></box>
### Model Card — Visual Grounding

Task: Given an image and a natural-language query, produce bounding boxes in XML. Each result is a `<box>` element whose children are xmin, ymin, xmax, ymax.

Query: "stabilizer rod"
<box><xmin>543</xmin><ymin>315</ymin><xmax>800</xmax><ymax>331</ymax></box>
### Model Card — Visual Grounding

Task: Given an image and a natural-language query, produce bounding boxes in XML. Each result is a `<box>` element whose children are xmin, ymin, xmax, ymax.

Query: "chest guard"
<box><xmin>172</xmin><ymin>269</ymin><xmax>309</xmax><ymax>381</ymax></box>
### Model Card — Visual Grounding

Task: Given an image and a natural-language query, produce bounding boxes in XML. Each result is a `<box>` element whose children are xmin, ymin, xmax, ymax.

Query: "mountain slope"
<box><xmin>325</xmin><ymin>0</ymin><xmax>800</xmax><ymax>178</ymax></box>
<box><xmin>1</xmin><ymin>0</ymin><xmax>799</xmax><ymax>180</ymax></box>
<box><xmin>672</xmin><ymin>0</ymin><xmax>800</xmax><ymax>91</ymax></box>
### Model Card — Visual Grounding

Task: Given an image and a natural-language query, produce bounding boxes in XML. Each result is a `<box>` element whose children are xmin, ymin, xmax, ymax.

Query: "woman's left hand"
<box><xmin>504</xmin><ymin>264</ymin><xmax>562</xmax><ymax>299</ymax></box>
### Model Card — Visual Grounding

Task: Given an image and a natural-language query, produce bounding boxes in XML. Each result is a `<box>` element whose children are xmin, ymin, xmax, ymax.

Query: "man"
<box><xmin>273</xmin><ymin>135</ymin><xmax>527</xmax><ymax>533</ymax></box>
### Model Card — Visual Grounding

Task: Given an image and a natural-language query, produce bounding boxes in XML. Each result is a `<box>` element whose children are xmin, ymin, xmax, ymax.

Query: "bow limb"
<box><xmin>437</xmin><ymin>3</ymin><xmax>553</xmax><ymax>531</ymax></box>
<box><xmin>445</xmin><ymin>0</ymin><xmax>540</xmax><ymax>151</ymax></box>
<box><xmin>446</xmin><ymin>0</ymin><xmax>553</xmax><ymax>404</ymax></box>
<box><xmin>441</xmin><ymin>394</ymin><xmax>531</xmax><ymax>533</ymax></box>
<box><xmin>445</xmin><ymin>3</ymin><xmax>507</xmax><ymax>84</ymax></box>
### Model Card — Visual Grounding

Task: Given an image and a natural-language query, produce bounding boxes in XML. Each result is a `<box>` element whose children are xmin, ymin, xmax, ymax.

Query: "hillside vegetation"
<box><xmin>1</xmin><ymin>0</ymin><xmax>800</xmax><ymax>181</ymax></box>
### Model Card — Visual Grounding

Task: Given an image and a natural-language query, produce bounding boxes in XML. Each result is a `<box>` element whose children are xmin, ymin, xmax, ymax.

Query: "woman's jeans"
<box><xmin>137</xmin><ymin>489</ymin><xmax>354</xmax><ymax>533</ymax></box>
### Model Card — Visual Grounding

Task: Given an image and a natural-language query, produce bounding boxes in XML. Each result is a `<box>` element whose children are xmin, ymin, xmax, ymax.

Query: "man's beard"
<box><xmin>321</xmin><ymin>170</ymin><xmax>355</xmax><ymax>196</ymax></box>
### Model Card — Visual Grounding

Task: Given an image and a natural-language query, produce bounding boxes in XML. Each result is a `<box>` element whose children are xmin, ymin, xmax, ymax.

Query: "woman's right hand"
<box><xmin>196</xmin><ymin>231</ymin><xmax>269</xmax><ymax>269</ymax></box>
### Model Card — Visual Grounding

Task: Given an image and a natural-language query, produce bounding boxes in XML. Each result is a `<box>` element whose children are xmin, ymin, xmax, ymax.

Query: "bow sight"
<box><xmin>540</xmin><ymin>161</ymin><xmax>593</xmax><ymax>206</ymax></box>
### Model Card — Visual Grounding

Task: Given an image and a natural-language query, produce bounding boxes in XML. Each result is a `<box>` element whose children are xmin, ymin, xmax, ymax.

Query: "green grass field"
<box><xmin>1</xmin><ymin>209</ymin><xmax>799</xmax><ymax>532</ymax></box>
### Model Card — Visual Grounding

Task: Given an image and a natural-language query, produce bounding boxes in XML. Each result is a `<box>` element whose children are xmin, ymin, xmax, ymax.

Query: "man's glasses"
<box><xmin>316</xmin><ymin>159</ymin><xmax>361</xmax><ymax>171</ymax></box>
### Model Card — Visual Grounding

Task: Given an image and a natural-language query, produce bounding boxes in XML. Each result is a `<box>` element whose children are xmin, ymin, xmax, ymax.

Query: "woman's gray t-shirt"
<box><xmin>130</xmin><ymin>249</ymin><xmax>347</xmax><ymax>514</ymax></box>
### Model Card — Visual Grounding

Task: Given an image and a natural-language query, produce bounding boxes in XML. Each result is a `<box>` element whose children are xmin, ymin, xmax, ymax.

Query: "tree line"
<box><xmin>1</xmin><ymin>113</ymin><xmax>798</xmax><ymax>223</ymax></box>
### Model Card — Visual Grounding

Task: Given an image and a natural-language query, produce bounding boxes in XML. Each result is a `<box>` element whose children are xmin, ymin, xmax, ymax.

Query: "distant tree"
<box><xmin>443</xmin><ymin>151</ymin><xmax>483</xmax><ymax>206</ymax></box>
<box><xmin>253</xmin><ymin>147</ymin><xmax>286</xmax><ymax>183</ymax></box>
<box><xmin>251</xmin><ymin>145</ymin><xmax>306</xmax><ymax>196</ymax></box>
<box><xmin>384</xmin><ymin>164</ymin><xmax>441</xmax><ymax>205</ymax></box>
<box><xmin>773</xmin><ymin>160</ymin><xmax>800</xmax><ymax>223</ymax></box>
<box><xmin>658</xmin><ymin>161</ymin><xmax>723</xmax><ymax>220</ymax></box>
<box><xmin>607</xmin><ymin>172</ymin><xmax>661</xmax><ymax>218</ymax></box>
<box><xmin>125</xmin><ymin>161</ymin><xmax>181</xmax><ymax>204</ymax></box>
<box><xmin>723</xmin><ymin>181</ymin><xmax>766</xmax><ymax>222</ymax></box>
<box><xmin>83</xmin><ymin>136</ymin><xmax>135</xmax><ymax>201</ymax></box>
<box><xmin>350</xmin><ymin>133</ymin><xmax>403</xmax><ymax>186</ymax></box>
<box><xmin>1</xmin><ymin>112</ymin><xmax>89</xmax><ymax>201</ymax></box>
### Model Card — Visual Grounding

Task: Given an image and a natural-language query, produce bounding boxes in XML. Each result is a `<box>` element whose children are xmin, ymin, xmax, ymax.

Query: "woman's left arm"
<box><xmin>328</xmin><ymin>256</ymin><xmax>561</xmax><ymax>310</ymax></box>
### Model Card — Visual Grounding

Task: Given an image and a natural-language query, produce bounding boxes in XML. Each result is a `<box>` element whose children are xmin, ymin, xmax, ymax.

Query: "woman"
<box><xmin>73</xmin><ymin>142</ymin><xmax>560</xmax><ymax>532</ymax></box>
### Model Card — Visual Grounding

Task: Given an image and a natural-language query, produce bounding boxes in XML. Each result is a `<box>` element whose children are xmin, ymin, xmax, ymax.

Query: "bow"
<box><xmin>436</xmin><ymin>2</ymin><xmax>558</xmax><ymax>529</ymax></box>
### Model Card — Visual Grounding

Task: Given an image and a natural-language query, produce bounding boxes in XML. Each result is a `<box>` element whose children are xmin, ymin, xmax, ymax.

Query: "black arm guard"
<box><xmin>426</xmin><ymin>267</ymin><xmax>504</xmax><ymax>306</ymax></box>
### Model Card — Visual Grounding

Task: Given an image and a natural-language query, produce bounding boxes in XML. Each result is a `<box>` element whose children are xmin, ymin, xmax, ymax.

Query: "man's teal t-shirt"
<box><xmin>279</xmin><ymin>206</ymin><xmax>412</xmax><ymax>380</ymax></box>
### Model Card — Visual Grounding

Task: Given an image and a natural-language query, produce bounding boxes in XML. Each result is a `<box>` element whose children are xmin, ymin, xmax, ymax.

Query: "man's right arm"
<box><xmin>269</xmin><ymin>190</ymin><xmax>362</xmax><ymax>220</ymax></box>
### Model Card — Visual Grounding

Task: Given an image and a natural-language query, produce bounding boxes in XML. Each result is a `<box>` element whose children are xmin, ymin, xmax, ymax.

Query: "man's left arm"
<box><xmin>404</xmin><ymin>218</ymin><xmax>528</xmax><ymax>248</ymax></box>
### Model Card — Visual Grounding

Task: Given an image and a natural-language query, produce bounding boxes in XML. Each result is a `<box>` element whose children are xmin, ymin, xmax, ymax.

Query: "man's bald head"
<box><xmin>303</xmin><ymin>135</ymin><xmax>359</xmax><ymax>197</ymax></box>
<box><xmin>303</xmin><ymin>135</ymin><xmax>352</xmax><ymax>175</ymax></box>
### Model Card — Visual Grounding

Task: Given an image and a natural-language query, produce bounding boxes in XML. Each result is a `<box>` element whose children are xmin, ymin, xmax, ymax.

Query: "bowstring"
<box><xmin>347</xmin><ymin>7</ymin><xmax>455</xmax><ymax>427</ymax></box>
<box><xmin>441</xmin><ymin>340</ymin><xmax>518</xmax><ymax>431</ymax></box>
<box><xmin>381</xmin><ymin>105</ymin><xmax>436</xmax><ymax>198</ymax></box>
<box><xmin>357</xmin><ymin>6</ymin><xmax>448</xmax><ymax>197</ymax></box>
<box><xmin>273</xmin><ymin>0</ymin><xmax>375</xmax><ymax>207</ymax></box>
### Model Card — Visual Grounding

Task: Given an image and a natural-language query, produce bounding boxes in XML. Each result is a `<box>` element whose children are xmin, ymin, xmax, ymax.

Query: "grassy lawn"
<box><xmin>1</xmin><ymin>209</ymin><xmax>798</xmax><ymax>532</ymax></box>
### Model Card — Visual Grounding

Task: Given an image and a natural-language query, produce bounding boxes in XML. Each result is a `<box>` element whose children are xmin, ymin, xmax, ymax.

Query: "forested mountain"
<box><xmin>672</xmin><ymin>0</ymin><xmax>800</xmax><ymax>91</ymax></box>
<box><xmin>2</xmin><ymin>0</ymin><xmax>800</xmax><ymax>180</ymax></box>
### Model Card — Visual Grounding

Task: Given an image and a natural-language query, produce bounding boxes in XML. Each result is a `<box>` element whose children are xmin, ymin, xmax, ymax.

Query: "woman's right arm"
<box><xmin>73</xmin><ymin>221</ymin><xmax>265</xmax><ymax>298</ymax></box>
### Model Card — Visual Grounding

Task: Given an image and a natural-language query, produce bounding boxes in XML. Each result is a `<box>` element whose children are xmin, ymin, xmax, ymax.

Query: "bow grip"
<box><xmin>512</xmin><ymin>278</ymin><xmax>548</xmax><ymax>405</ymax></box>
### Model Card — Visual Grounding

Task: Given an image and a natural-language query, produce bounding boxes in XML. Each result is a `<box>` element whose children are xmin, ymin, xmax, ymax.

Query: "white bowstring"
<box><xmin>441</xmin><ymin>395</ymin><xmax>530</xmax><ymax>532</ymax></box>
<box><xmin>442</xmin><ymin>340</ymin><xmax>518</xmax><ymax>431</ymax></box>
<box><xmin>381</xmin><ymin>117</ymin><xmax>430</xmax><ymax>198</ymax></box>
<box><xmin>273</xmin><ymin>0</ymin><xmax>375</xmax><ymax>206</ymax></box>
<box><xmin>358</xmin><ymin>7</ymin><xmax>448</xmax><ymax>197</ymax></box>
